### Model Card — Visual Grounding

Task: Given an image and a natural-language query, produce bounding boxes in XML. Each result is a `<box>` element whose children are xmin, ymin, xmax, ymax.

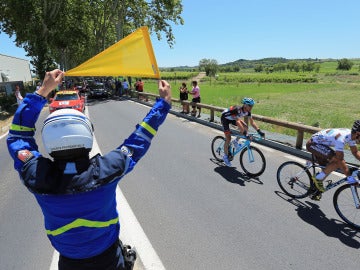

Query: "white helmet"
<box><xmin>42</xmin><ymin>109</ymin><xmax>93</xmax><ymax>159</ymax></box>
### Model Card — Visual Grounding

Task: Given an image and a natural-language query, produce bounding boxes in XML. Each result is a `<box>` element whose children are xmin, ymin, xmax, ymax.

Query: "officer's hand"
<box><xmin>37</xmin><ymin>69</ymin><xmax>64</xmax><ymax>97</ymax></box>
<box><xmin>158</xmin><ymin>80</ymin><xmax>172</xmax><ymax>105</ymax></box>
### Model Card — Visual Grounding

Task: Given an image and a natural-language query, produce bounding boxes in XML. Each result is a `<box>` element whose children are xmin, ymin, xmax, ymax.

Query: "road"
<box><xmin>1</xmin><ymin>97</ymin><xmax>359</xmax><ymax>270</ymax></box>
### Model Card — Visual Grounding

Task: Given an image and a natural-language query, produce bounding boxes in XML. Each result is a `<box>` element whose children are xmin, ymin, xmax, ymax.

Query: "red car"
<box><xmin>49</xmin><ymin>90</ymin><xmax>85</xmax><ymax>113</ymax></box>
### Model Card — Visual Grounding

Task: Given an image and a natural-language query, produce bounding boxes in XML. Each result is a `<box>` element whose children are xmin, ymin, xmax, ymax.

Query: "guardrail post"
<box><xmin>210</xmin><ymin>110</ymin><xmax>214</xmax><ymax>122</ymax></box>
<box><xmin>296</xmin><ymin>130</ymin><xmax>304</xmax><ymax>149</ymax></box>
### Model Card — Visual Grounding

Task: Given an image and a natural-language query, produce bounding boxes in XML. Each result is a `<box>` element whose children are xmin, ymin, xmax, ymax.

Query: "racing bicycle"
<box><xmin>277</xmin><ymin>159</ymin><xmax>360</xmax><ymax>230</ymax></box>
<box><xmin>211</xmin><ymin>132</ymin><xmax>266</xmax><ymax>177</ymax></box>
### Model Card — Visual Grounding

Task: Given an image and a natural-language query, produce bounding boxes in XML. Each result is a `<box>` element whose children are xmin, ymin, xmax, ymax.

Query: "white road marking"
<box><xmin>0</xmin><ymin>130</ymin><xmax>8</xmax><ymax>140</ymax></box>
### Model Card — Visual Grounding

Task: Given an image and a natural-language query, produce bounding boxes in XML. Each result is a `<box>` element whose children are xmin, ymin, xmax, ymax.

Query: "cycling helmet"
<box><xmin>351</xmin><ymin>120</ymin><xmax>360</xmax><ymax>134</ymax></box>
<box><xmin>42</xmin><ymin>109</ymin><xmax>94</xmax><ymax>159</ymax></box>
<box><xmin>242</xmin><ymin>97</ymin><xmax>255</xmax><ymax>106</ymax></box>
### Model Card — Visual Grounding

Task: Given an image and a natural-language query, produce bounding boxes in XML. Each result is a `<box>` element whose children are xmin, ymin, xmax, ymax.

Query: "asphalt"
<box><xmin>2</xmin><ymin>95</ymin><xmax>359</xmax><ymax>270</ymax></box>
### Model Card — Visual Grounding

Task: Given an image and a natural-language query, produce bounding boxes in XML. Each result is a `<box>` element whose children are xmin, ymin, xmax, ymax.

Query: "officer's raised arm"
<box><xmin>36</xmin><ymin>69</ymin><xmax>64</xmax><ymax>98</ymax></box>
<box><xmin>158</xmin><ymin>79</ymin><xmax>172</xmax><ymax>104</ymax></box>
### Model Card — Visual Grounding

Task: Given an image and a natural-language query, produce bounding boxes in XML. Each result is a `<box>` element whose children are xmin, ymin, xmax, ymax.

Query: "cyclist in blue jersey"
<box><xmin>7</xmin><ymin>69</ymin><xmax>172</xmax><ymax>270</ymax></box>
<box><xmin>220</xmin><ymin>97</ymin><xmax>265</xmax><ymax>166</ymax></box>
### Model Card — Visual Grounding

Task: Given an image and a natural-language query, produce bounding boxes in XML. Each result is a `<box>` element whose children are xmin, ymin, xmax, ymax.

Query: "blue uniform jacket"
<box><xmin>7</xmin><ymin>93</ymin><xmax>170</xmax><ymax>259</ymax></box>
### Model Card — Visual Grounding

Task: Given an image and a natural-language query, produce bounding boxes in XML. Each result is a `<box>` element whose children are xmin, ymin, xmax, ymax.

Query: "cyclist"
<box><xmin>306</xmin><ymin>120</ymin><xmax>360</xmax><ymax>193</ymax></box>
<box><xmin>220</xmin><ymin>97</ymin><xmax>265</xmax><ymax>166</ymax></box>
<box><xmin>7</xmin><ymin>69</ymin><xmax>172</xmax><ymax>270</ymax></box>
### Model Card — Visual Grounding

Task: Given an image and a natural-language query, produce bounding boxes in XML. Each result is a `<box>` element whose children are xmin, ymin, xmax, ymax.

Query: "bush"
<box><xmin>0</xmin><ymin>95</ymin><xmax>16</xmax><ymax>112</ymax></box>
<box><xmin>337</xmin><ymin>58</ymin><xmax>353</xmax><ymax>70</ymax></box>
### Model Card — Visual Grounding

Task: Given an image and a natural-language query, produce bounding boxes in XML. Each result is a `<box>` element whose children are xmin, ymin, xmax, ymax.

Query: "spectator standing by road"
<box><xmin>179</xmin><ymin>82</ymin><xmax>189</xmax><ymax>114</ymax></box>
<box><xmin>36</xmin><ymin>81</ymin><xmax>42</xmax><ymax>91</ymax></box>
<box><xmin>14</xmin><ymin>84</ymin><xmax>23</xmax><ymax>105</ymax></box>
<box><xmin>135</xmin><ymin>79</ymin><xmax>146</xmax><ymax>101</ymax></box>
<box><xmin>135</xmin><ymin>78</ymin><xmax>144</xmax><ymax>91</ymax></box>
<box><xmin>188</xmin><ymin>80</ymin><xmax>201</xmax><ymax>117</ymax></box>
<box><xmin>127</xmin><ymin>77</ymin><xmax>132</xmax><ymax>90</ymax></box>
<box><xmin>115</xmin><ymin>79</ymin><xmax>122</xmax><ymax>96</ymax></box>
<box><xmin>7</xmin><ymin>68</ymin><xmax>172</xmax><ymax>270</ymax></box>
<box><xmin>122</xmin><ymin>79</ymin><xmax>129</xmax><ymax>96</ymax></box>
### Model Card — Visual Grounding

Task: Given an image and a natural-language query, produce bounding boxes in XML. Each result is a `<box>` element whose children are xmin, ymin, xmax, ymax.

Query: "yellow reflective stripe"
<box><xmin>46</xmin><ymin>217</ymin><xmax>119</xmax><ymax>236</ymax></box>
<box><xmin>140</xmin><ymin>122</ymin><xmax>156</xmax><ymax>136</ymax></box>
<box><xmin>10</xmin><ymin>123</ymin><xmax>35</xmax><ymax>132</ymax></box>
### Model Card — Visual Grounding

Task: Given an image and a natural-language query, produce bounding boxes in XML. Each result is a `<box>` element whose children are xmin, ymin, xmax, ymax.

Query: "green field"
<box><xmin>142</xmin><ymin>61</ymin><xmax>360</xmax><ymax>138</ymax></box>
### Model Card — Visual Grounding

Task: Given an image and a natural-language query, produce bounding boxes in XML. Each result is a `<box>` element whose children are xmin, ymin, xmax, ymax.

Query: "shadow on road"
<box><xmin>211</xmin><ymin>158</ymin><xmax>263</xmax><ymax>186</ymax></box>
<box><xmin>275</xmin><ymin>191</ymin><xmax>360</xmax><ymax>249</ymax></box>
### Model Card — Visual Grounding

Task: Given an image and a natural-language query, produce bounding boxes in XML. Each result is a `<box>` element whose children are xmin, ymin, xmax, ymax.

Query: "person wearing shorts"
<box><xmin>306</xmin><ymin>121</ymin><xmax>360</xmax><ymax>192</ymax></box>
<box><xmin>188</xmin><ymin>80</ymin><xmax>201</xmax><ymax>117</ymax></box>
<box><xmin>220</xmin><ymin>97</ymin><xmax>265</xmax><ymax>167</ymax></box>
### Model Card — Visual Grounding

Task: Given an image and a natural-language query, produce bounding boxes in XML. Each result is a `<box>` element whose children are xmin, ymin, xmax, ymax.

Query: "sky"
<box><xmin>1</xmin><ymin>0</ymin><xmax>360</xmax><ymax>68</ymax></box>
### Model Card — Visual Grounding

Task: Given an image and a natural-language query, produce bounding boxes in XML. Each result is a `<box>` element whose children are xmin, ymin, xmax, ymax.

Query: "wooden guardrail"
<box><xmin>129</xmin><ymin>90</ymin><xmax>321</xmax><ymax>149</ymax></box>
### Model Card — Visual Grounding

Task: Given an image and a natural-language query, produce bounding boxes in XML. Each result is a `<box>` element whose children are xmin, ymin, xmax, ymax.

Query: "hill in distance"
<box><xmin>161</xmin><ymin>57</ymin><xmax>358</xmax><ymax>70</ymax></box>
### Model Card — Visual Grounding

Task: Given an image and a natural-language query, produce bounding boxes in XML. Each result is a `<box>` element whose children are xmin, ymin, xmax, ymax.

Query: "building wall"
<box><xmin>0</xmin><ymin>54</ymin><xmax>32</xmax><ymax>83</ymax></box>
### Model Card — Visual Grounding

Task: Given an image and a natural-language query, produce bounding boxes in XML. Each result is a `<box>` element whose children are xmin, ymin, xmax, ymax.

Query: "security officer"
<box><xmin>7</xmin><ymin>69</ymin><xmax>172</xmax><ymax>270</ymax></box>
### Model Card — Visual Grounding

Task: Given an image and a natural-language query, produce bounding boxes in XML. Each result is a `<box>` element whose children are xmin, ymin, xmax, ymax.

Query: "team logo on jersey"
<box><xmin>120</xmin><ymin>146</ymin><xmax>133</xmax><ymax>156</ymax></box>
<box><xmin>17</xmin><ymin>149</ymin><xmax>34</xmax><ymax>163</ymax></box>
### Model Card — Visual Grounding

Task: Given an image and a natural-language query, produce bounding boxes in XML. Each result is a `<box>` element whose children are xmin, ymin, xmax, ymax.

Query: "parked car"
<box><xmin>88</xmin><ymin>82</ymin><xmax>111</xmax><ymax>98</ymax></box>
<box><xmin>49</xmin><ymin>90</ymin><xmax>85</xmax><ymax>113</ymax></box>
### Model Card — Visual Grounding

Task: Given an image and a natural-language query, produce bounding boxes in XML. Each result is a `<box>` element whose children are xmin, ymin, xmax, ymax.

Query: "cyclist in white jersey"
<box><xmin>220</xmin><ymin>97</ymin><xmax>265</xmax><ymax>167</ymax></box>
<box><xmin>306</xmin><ymin>121</ymin><xmax>360</xmax><ymax>192</ymax></box>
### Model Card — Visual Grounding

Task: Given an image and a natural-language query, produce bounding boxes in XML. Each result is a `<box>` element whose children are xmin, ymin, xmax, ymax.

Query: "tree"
<box><xmin>273</xmin><ymin>63</ymin><xmax>286</xmax><ymax>72</ymax></box>
<box><xmin>254</xmin><ymin>64</ymin><xmax>263</xmax><ymax>72</ymax></box>
<box><xmin>0</xmin><ymin>0</ymin><xmax>184</xmax><ymax>78</ymax></box>
<box><xmin>199</xmin><ymin>59</ymin><xmax>218</xmax><ymax>77</ymax></box>
<box><xmin>300</xmin><ymin>61</ymin><xmax>315</xmax><ymax>72</ymax></box>
<box><xmin>287</xmin><ymin>61</ymin><xmax>296</xmax><ymax>72</ymax></box>
<box><xmin>337</xmin><ymin>58</ymin><xmax>353</xmax><ymax>71</ymax></box>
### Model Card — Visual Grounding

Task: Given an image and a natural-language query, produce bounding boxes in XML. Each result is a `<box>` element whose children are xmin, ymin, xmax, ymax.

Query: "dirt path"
<box><xmin>192</xmin><ymin>72</ymin><xmax>206</xmax><ymax>82</ymax></box>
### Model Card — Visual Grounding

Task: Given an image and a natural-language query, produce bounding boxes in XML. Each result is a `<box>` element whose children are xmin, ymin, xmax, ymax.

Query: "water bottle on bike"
<box><xmin>232</xmin><ymin>138</ymin><xmax>242</xmax><ymax>153</ymax></box>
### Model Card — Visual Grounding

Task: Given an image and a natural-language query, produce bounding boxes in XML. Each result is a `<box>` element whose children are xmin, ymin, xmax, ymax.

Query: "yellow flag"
<box><xmin>65</xmin><ymin>26</ymin><xmax>160</xmax><ymax>79</ymax></box>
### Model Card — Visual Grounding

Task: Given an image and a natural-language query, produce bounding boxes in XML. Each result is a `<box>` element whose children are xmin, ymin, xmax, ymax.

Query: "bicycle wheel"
<box><xmin>239</xmin><ymin>146</ymin><xmax>266</xmax><ymax>177</ymax></box>
<box><xmin>211</xmin><ymin>136</ymin><xmax>225</xmax><ymax>162</ymax></box>
<box><xmin>333</xmin><ymin>184</ymin><xmax>360</xmax><ymax>230</ymax></box>
<box><xmin>276</xmin><ymin>161</ymin><xmax>312</xmax><ymax>198</ymax></box>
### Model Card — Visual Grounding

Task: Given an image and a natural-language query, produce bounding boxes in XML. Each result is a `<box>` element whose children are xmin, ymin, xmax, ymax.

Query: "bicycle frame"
<box><xmin>231</xmin><ymin>137</ymin><xmax>250</xmax><ymax>156</ymax></box>
<box><xmin>306</xmin><ymin>157</ymin><xmax>355</xmax><ymax>189</ymax></box>
<box><xmin>305</xmin><ymin>162</ymin><xmax>347</xmax><ymax>192</ymax></box>
<box><xmin>307</xmin><ymin>162</ymin><xmax>360</xmax><ymax>208</ymax></box>
<box><xmin>230</xmin><ymin>133</ymin><xmax>262</xmax><ymax>158</ymax></box>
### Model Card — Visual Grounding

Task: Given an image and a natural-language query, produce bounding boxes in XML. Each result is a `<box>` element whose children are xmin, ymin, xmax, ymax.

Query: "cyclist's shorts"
<box><xmin>306</xmin><ymin>140</ymin><xmax>335</xmax><ymax>165</ymax></box>
<box><xmin>221</xmin><ymin>114</ymin><xmax>236</xmax><ymax>135</ymax></box>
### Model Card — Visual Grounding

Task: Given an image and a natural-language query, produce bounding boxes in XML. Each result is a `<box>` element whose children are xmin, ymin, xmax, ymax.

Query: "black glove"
<box><xmin>257</xmin><ymin>129</ymin><xmax>265</xmax><ymax>137</ymax></box>
<box><xmin>349</xmin><ymin>166</ymin><xmax>358</xmax><ymax>174</ymax></box>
